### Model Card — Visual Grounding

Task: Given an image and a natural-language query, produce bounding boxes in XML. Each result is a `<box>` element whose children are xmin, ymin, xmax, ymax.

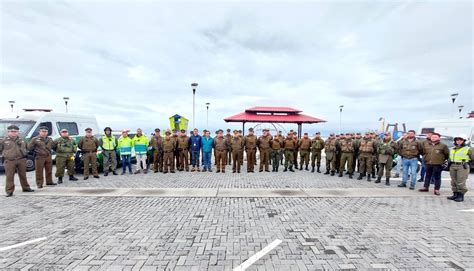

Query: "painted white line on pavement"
<box><xmin>458</xmin><ymin>209</ymin><xmax>474</xmax><ymax>213</ymax></box>
<box><xmin>0</xmin><ymin>237</ymin><xmax>47</xmax><ymax>252</ymax></box>
<box><xmin>233</xmin><ymin>239</ymin><xmax>282</xmax><ymax>271</ymax></box>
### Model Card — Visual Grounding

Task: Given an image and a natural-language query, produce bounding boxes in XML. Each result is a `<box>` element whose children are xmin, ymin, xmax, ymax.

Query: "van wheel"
<box><xmin>26</xmin><ymin>155</ymin><xmax>35</xmax><ymax>172</ymax></box>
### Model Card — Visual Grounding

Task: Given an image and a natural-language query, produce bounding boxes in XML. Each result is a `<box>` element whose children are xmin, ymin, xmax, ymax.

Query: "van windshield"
<box><xmin>0</xmin><ymin>120</ymin><xmax>36</xmax><ymax>138</ymax></box>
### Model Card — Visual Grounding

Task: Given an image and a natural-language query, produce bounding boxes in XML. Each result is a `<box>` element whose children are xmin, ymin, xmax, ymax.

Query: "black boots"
<box><xmin>454</xmin><ymin>193</ymin><xmax>465</xmax><ymax>202</ymax></box>
<box><xmin>299</xmin><ymin>165</ymin><xmax>303</xmax><ymax>171</ymax></box>
<box><xmin>317</xmin><ymin>166</ymin><xmax>321</xmax><ymax>173</ymax></box>
<box><xmin>330</xmin><ymin>171</ymin><xmax>335</xmax><ymax>176</ymax></box>
<box><xmin>385</xmin><ymin>177</ymin><xmax>390</xmax><ymax>186</ymax></box>
<box><xmin>69</xmin><ymin>175</ymin><xmax>78</xmax><ymax>181</ymax></box>
<box><xmin>58</xmin><ymin>177</ymin><xmax>63</xmax><ymax>184</ymax></box>
<box><xmin>375</xmin><ymin>177</ymin><xmax>381</xmax><ymax>183</ymax></box>
<box><xmin>367</xmin><ymin>175</ymin><xmax>371</xmax><ymax>182</ymax></box>
<box><xmin>305</xmin><ymin>165</ymin><xmax>309</xmax><ymax>171</ymax></box>
<box><xmin>324</xmin><ymin>170</ymin><xmax>330</xmax><ymax>175</ymax></box>
<box><xmin>311</xmin><ymin>166</ymin><xmax>315</xmax><ymax>173</ymax></box>
<box><xmin>338</xmin><ymin>172</ymin><xmax>343</xmax><ymax>177</ymax></box>
<box><xmin>448</xmin><ymin>192</ymin><xmax>465</xmax><ymax>202</ymax></box>
<box><xmin>447</xmin><ymin>192</ymin><xmax>458</xmax><ymax>200</ymax></box>
<box><xmin>289</xmin><ymin>166</ymin><xmax>295</xmax><ymax>172</ymax></box>
<box><xmin>357</xmin><ymin>174</ymin><xmax>363</xmax><ymax>180</ymax></box>
<box><xmin>283</xmin><ymin>167</ymin><xmax>288</xmax><ymax>172</ymax></box>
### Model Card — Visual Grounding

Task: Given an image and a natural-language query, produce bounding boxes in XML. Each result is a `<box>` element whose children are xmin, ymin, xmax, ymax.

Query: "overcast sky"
<box><xmin>1</xmin><ymin>0</ymin><xmax>472</xmax><ymax>135</ymax></box>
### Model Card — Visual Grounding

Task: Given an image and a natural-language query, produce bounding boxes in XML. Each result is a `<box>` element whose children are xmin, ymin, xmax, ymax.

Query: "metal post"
<box><xmin>193</xmin><ymin>89</ymin><xmax>195</xmax><ymax>128</ymax></box>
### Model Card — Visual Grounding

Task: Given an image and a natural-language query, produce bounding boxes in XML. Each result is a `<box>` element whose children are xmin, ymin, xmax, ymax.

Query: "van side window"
<box><xmin>57</xmin><ymin>122</ymin><xmax>79</xmax><ymax>135</ymax></box>
<box><xmin>32</xmin><ymin>122</ymin><xmax>53</xmax><ymax>137</ymax></box>
<box><xmin>421</xmin><ymin>128</ymin><xmax>435</xmax><ymax>134</ymax></box>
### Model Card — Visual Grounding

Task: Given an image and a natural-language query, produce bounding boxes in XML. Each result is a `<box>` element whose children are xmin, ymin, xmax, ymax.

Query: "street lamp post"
<box><xmin>339</xmin><ymin>105</ymin><xmax>344</xmax><ymax>134</ymax></box>
<box><xmin>63</xmin><ymin>97</ymin><xmax>70</xmax><ymax>113</ymax></box>
<box><xmin>450</xmin><ymin>93</ymin><xmax>458</xmax><ymax>118</ymax></box>
<box><xmin>458</xmin><ymin>105</ymin><xmax>464</xmax><ymax>118</ymax></box>
<box><xmin>8</xmin><ymin>101</ymin><xmax>15</xmax><ymax>112</ymax></box>
<box><xmin>205</xmin><ymin>102</ymin><xmax>210</xmax><ymax>130</ymax></box>
<box><xmin>191</xmin><ymin>83</ymin><xmax>198</xmax><ymax>129</ymax></box>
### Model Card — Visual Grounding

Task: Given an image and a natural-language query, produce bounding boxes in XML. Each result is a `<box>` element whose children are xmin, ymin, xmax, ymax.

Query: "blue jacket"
<box><xmin>189</xmin><ymin>135</ymin><xmax>202</xmax><ymax>151</ymax></box>
<box><xmin>201</xmin><ymin>136</ymin><xmax>213</xmax><ymax>153</ymax></box>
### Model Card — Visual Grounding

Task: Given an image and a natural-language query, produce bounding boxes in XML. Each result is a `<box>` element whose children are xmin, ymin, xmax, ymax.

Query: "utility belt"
<box><xmin>452</xmin><ymin>161</ymin><xmax>468</xmax><ymax>165</ymax></box>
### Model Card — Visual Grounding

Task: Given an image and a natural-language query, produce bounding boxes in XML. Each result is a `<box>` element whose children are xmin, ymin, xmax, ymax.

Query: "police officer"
<box><xmin>28</xmin><ymin>126</ymin><xmax>55</xmax><ymax>188</ymax></box>
<box><xmin>376</xmin><ymin>132</ymin><xmax>398</xmax><ymax>185</ymax></box>
<box><xmin>324</xmin><ymin>133</ymin><xmax>337</xmax><ymax>176</ymax></box>
<box><xmin>53</xmin><ymin>129</ymin><xmax>79</xmax><ymax>183</ymax></box>
<box><xmin>150</xmin><ymin>128</ymin><xmax>163</xmax><ymax>173</ymax></box>
<box><xmin>213</xmin><ymin>129</ymin><xmax>229</xmax><ymax>173</ymax></box>
<box><xmin>245</xmin><ymin>128</ymin><xmax>257</xmax><ymax>173</ymax></box>
<box><xmin>283</xmin><ymin>132</ymin><xmax>297</xmax><ymax>172</ymax></box>
<box><xmin>270</xmin><ymin>131</ymin><xmax>283</xmax><ymax>172</ymax></box>
<box><xmin>100</xmin><ymin>127</ymin><xmax>118</xmax><ymax>176</ymax></box>
<box><xmin>339</xmin><ymin>133</ymin><xmax>355</xmax><ymax>178</ymax></box>
<box><xmin>310</xmin><ymin>132</ymin><xmax>325</xmax><ymax>173</ymax></box>
<box><xmin>230</xmin><ymin>130</ymin><xmax>244</xmax><ymax>173</ymax></box>
<box><xmin>78</xmin><ymin>128</ymin><xmax>100</xmax><ymax>180</ymax></box>
<box><xmin>298</xmin><ymin>133</ymin><xmax>311</xmax><ymax>171</ymax></box>
<box><xmin>161</xmin><ymin>130</ymin><xmax>176</xmax><ymax>173</ymax></box>
<box><xmin>357</xmin><ymin>132</ymin><xmax>376</xmax><ymax>182</ymax></box>
<box><xmin>447</xmin><ymin>134</ymin><xmax>473</xmax><ymax>202</ymax></box>
<box><xmin>0</xmin><ymin>125</ymin><xmax>34</xmax><ymax>197</ymax></box>
<box><xmin>257</xmin><ymin>129</ymin><xmax>272</xmax><ymax>172</ymax></box>
<box><xmin>177</xmin><ymin>129</ymin><xmax>190</xmax><ymax>171</ymax></box>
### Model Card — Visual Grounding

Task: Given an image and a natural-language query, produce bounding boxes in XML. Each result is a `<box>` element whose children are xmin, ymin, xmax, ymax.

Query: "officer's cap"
<box><xmin>154</xmin><ymin>128</ymin><xmax>160</xmax><ymax>132</ymax></box>
<box><xmin>85</xmin><ymin>127</ymin><xmax>92</xmax><ymax>132</ymax></box>
<box><xmin>263</xmin><ymin>128</ymin><xmax>269</xmax><ymax>132</ymax></box>
<box><xmin>304</xmin><ymin>132</ymin><xmax>308</xmax><ymax>135</ymax></box>
<box><xmin>329</xmin><ymin>133</ymin><xmax>334</xmax><ymax>136</ymax></box>
<box><xmin>7</xmin><ymin>125</ymin><xmax>19</xmax><ymax>131</ymax></box>
<box><xmin>60</xmin><ymin>128</ymin><xmax>68</xmax><ymax>133</ymax></box>
<box><xmin>315</xmin><ymin>132</ymin><xmax>320</xmax><ymax>135</ymax></box>
<box><xmin>39</xmin><ymin>126</ymin><xmax>49</xmax><ymax>131</ymax></box>
<box><xmin>233</xmin><ymin>129</ymin><xmax>239</xmax><ymax>133</ymax></box>
<box><xmin>217</xmin><ymin>129</ymin><xmax>223</xmax><ymax>133</ymax></box>
<box><xmin>226</xmin><ymin>128</ymin><xmax>231</xmax><ymax>132</ymax></box>
<box><xmin>165</xmin><ymin>130</ymin><xmax>171</xmax><ymax>135</ymax></box>
<box><xmin>248</xmin><ymin>128</ymin><xmax>254</xmax><ymax>132</ymax></box>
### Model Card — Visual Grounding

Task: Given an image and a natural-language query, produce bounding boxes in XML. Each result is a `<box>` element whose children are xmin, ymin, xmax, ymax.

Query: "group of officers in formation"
<box><xmin>0</xmin><ymin>124</ymin><xmax>472</xmax><ymax>202</ymax></box>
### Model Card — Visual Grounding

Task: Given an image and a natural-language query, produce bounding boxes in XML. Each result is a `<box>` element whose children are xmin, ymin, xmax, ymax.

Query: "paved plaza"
<box><xmin>0</xmin><ymin>162</ymin><xmax>473</xmax><ymax>270</ymax></box>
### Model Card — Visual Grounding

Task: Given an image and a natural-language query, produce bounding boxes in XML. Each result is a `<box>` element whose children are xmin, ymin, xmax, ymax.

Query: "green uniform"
<box><xmin>298</xmin><ymin>137</ymin><xmax>311</xmax><ymax>170</ymax></box>
<box><xmin>310</xmin><ymin>137</ymin><xmax>325</xmax><ymax>170</ymax></box>
<box><xmin>53</xmin><ymin>136</ymin><xmax>77</xmax><ymax>178</ymax></box>
<box><xmin>270</xmin><ymin>137</ymin><xmax>283</xmax><ymax>171</ymax></box>
<box><xmin>324</xmin><ymin>138</ymin><xmax>337</xmax><ymax>174</ymax></box>
<box><xmin>377</xmin><ymin>139</ymin><xmax>398</xmax><ymax>179</ymax></box>
<box><xmin>283</xmin><ymin>137</ymin><xmax>297</xmax><ymax>170</ymax></box>
<box><xmin>358</xmin><ymin>138</ymin><xmax>376</xmax><ymax>176</ymax></box>
<box><xmin>339</xmin><ymin>138</ymin><xmax>355</xmax><ymax>176</ymax></box>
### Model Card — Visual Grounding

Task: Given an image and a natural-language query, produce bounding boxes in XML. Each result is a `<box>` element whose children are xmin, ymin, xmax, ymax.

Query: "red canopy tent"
<box><xmin>224</xmin><ymin>106</ymin><xmax>326</xmax><ymax>138</ymax></box>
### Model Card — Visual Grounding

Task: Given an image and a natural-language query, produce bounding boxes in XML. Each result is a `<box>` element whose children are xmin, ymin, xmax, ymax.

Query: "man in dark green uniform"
<box><xmin>339</xmin><ymin>133</ymin><xmax>355</xmax><ymax>179</ymax></box>
<box><xmin>298</xmin><ymin>133</ymin><xmax>311</xmax><ymax>171</ymax></box>
<box><xmin>270</xmin><ymin>132</ymin><xmax>283</xmax><ymax>172</ymax></box>
<box><xmin>0</xmin><ymin>125</ymin><xmax>34</xmax><ymax>197</ymax></box>
<box><xmin>310</xmin><ymin>132</ymin><xmax>325</xmax><ymax>173</ymax></box>
<box><xmin>283</xmin><ymin>132</ymin><xmax>297</xmax><ymax>172</ymax></box>
<box><xmin>28</xmin><ymin>126</ymin><xmax>55</xmax><ymax>188</ymax></box>
<box><xmin>376</xmin><ymin>132</ymin><xmax>398</xmax><ymax>185</ymax></box>
<box><xmin>53</xmin><ymin>129</ymin><xmax>79</xmax><ymax>183</ymax></box>
<box><xmin>324</xmin><ymin>133</ymin><xmax>337</xmax><ymax>176</ymax></box>
<box><xmin>78</xmin><ymin>128</ymin><xmax>100</xmax><ymax>180</ymax></box>
<box><xmin>357</xmin><ymin>132</ymin><xmax>376</xmax><ymax>182</ymax></box>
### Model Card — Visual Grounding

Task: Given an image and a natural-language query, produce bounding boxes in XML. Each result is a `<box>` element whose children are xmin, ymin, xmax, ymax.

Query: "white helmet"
<box><xmin>454</xmin><ymin>134</ymin><xmax>468</xmax><ymax>141</ymax></box>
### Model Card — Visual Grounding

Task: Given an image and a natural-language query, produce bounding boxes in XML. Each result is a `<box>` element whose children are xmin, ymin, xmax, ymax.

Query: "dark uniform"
<box><xmin>28</xmin><ymin>127</ymin><xmax>55</xmax><ymax>187</ymax></box>
<box><xmin>0</xmin><ymin>125</ymin><xmax>33</xmax><ymax>197</ymax></box>
<box><xmin>310</xmin><ymin>133</ymin><xmax>325</xmax><ymax>172</ymax></box>
<box><xmin>53</xmin><ymin>130</ymin><xmax>78</xmax><ymax>183</ymax></box>
<box><xmin>270</xmin><ymin>135</ymin><xmax>283</xmax><ymax>172</ymax></box>
<box><xmin>78</xmin><ymin>128</ymin><xmax>100</xmax><ymax>179</ymax></box>
<box><xmin>213</xmin><ymin>131</ymin><xmax>229</xmax><ymax>173</ymax></box>
<box><xmin>283</xmin><ymin>134</ymin><xmax>297</xmax><ymax>172</ymax></box>
<box><xmin>357</xmin><ymin>134</ymin><xmax>376</xmax><ymax>181</ymax></box>
<box><xmin>150</xmin><ymin>130</ymin><xmax>163</xmax><ymax>172</ymax></box>
<box><xmin>298</xmin><ymin>135</ymin><xmax>311</xmax><ymax>171</ymax></box>
<box><xmin>161</xmin><ymin>131</ymin><xmax>176</xmax><ymax>173</ymax></box>
<box><xmin>231</xmin><ymin>131</ymin><xmax>244</xmax><ymax>173</ymax></box>
<box><xmin>177</xmin><ymin>132</ymin><xmax>190</xmax><ymax>171</ymax></box>
<box><xmin>244</xmin><ymin>129</ymin><xmax>257</xmax><ymax>173</ymax></box>
<box><xmin>376</xmin><ymin>134</ymin><xmax>398</xmax><ymax>185</ymax></box>
<box><xmin>324</xmin><ymin>134</ymin><xmax>337</xmax><ymax>175</ymax></box>
<box><xmin>225</xmin><ymin>130</ymin><xmax>232</xmax><ymax>165</ymax></box>
<box><xmin>257</xmin><ymin>131</ymin><xmax>271</xmax><ymax>172</ymax></box>
<box><xmin>339</xmin><ymin>134</ymin><xmax>355</xmax><ymax>178</ymax></box>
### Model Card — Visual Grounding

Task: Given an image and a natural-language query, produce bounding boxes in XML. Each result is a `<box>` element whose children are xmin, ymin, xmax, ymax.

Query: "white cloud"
<box><xmin>126</xmin><ymin>65</ymin><xmax>160</xmax><ymax>85</ymax></box>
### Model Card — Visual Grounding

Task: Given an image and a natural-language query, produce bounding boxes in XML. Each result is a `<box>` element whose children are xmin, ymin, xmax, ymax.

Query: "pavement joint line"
<box><xmin>233</xmin><ymin>239</ymin><xmax>282</xmax><ymax>271</ymax></box>
<box><xmin>457</xmin><ymin>209</ymin><xmax>474</xmax><ymax>212</ymax></box>
<box><xmin>0</xmin><ymin>237</ymin><xmax>47</xmax><ymax>252</ymax></box>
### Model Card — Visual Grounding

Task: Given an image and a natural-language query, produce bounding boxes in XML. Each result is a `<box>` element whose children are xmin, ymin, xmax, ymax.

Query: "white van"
<box><xmin>419</xmin><ymin>118</ymin><xmax>474</xmax><ymax>144</ymax></box>
<box><xmin>0</xmin><ymin>109</ymin><xmax>99</xmax><ymax>171</ymax></box>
